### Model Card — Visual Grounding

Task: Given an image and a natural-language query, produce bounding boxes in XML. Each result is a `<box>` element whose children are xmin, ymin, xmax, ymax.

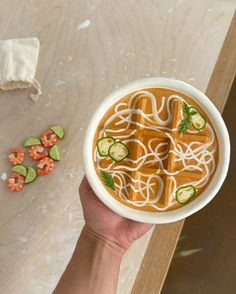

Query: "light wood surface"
<box><xmin>0</xmin><ymin>1</ymin><xmax>235</xmax><ymax>293</ymax></box>
<box><xmin>131</xmin><ymin>11</ymin><xmax>236</xmax><ymax>294</ymax></box>
<box><xmin>131</xmin><ymin>221</ymin><xmax>184</xmax><ymax>294</ymax></box>
<box><xmin>206</xmin><ymin>12</ymin><xmax>236</xmax><ymax>111</ymax></box>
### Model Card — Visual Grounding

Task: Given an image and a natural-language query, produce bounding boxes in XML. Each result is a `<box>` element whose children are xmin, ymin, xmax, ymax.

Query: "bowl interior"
<box><xmin>83</xmin><ymin>78</ymin><xmax>230</xmax><ymax>224</ymax></box>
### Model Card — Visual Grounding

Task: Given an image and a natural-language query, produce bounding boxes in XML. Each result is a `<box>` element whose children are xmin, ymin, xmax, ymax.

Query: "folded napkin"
<box><xmin>0</xmin><ymin>37</ymin><xmax>41</xmax><ymax>101</ymax></box>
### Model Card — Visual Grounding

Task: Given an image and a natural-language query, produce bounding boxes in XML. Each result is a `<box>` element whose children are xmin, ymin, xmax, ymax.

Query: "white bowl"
<box><xmin>83</xmin><ymin>78</ymin><xmax>230</xmax><ymax>224</ymax></box>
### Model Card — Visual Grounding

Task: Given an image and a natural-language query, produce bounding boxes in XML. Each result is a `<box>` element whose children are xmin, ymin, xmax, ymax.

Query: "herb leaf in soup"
<box><xmin>178</xmin><ymin>103</ymin><xmax>206</xmax><ymax>133</ymax></box>
<box><xmin>182</xmin><ymin>102</ymin><xmax>190</xmax><ymax>114</ymax></box>
<box><xmin>100</xmin><ymin>170</ymin><xmax>115</xmax><ymax>190</ymax></box>
<box><xmin>190</xmin><ymin>110</ymin><xmax>198</xmax><ymax>115</ymax></box>
<box><xmin>178</xmin><ymin>118</ymin><xmax>190</xmax><ymax>133</ymax></box>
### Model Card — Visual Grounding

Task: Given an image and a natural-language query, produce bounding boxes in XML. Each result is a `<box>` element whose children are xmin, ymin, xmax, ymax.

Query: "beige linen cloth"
<box><xmin>0</xmin><ymin>37</ymin><xmax>41</xmax><ymax>101</ymax></box>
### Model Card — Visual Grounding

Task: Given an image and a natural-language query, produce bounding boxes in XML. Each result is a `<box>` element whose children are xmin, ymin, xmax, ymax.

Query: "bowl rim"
<box><xmin>83</xmin><ymin>77</ymin><xmax>230</xmax><ymax>224</ymax></box>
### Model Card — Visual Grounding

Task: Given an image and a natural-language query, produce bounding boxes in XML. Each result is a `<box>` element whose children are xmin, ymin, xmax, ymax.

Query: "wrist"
<box><xmin>82</xmin><ymin>225</ymin><xmax>127</xmax><ymax>257</ymax></box>
<box><xmin>55</xmin><ymin>225</ymin><xmax>124</xmax><ymax>293</ymax></box>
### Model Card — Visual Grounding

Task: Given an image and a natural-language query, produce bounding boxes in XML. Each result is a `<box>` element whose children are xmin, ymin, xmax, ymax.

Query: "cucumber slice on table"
<box><xmin>25</xmin><ymin>167</ymin><xmax>37</xmax><ymax>184</ymax></box>
<box><xmin>108</xmin><ymin>142</ymin><xmax>129</xmax><ymax>162</ymax></box>
<box><xmin>11</xmin><ymin>165</ymin><xmax>27</xmax><ymax>177</ymax></box>
<box><xmin>24</xmin><ymin>137</ymin><xmax>41</xmax><ymax>147</ymax></box>
<box><xmin>176</xmin><ymin>185</ymin><xmax>196</xmax><ymax>204</ymax></box>
<box><xmin>189</xmin><ymin>107</ymin><xmax>206</xmax><ymax>130</ymax></box>
<box><xmin>49</xmin><ymin>145</ymin><xmax>60</xmax><ymax>161</ymax></box>
<box><xmin>97</xmin><ymin>137</ymin><xmax>115</xmax><ymax>157</ymax></box>
<box><xmin>50</xmin><ymin>125</ymin><xmax>65</xmax><ymax>139</ymax></box>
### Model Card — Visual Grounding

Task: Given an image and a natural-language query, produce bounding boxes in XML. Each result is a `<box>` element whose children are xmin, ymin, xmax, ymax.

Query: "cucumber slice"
<box><xmin>176</xmin><ymin>185</ymin><xmax>196</xmax><ymax>204</ymax></box>
<box><xmin>25</xmin><ymin>167</ymin><xmax>37</xmax><ymax>184</ymax></box>
<box><xmin>49</xmin><ymin>145</ymin><xmax>60</xmax><ymax>161</ymax></box>
<box><xmin>188</xmin><ymin>106</ymin><xmax>199</xmax><ymax>116</ymax></box>
<box><xmin>97</xmin><ymin>137</ymin><xmax>115</xmax><ymax>157</ymax></box>
<box><xmin>189</xmin><ymin>108</ymin><xmax>206</xmax><ymax>130</ymax></box>
<box><xmin>50</xmin><ymin>125</ymin><xmax>65</xmax><ymax>139</ymax></box>
<box><xmin>24</xmin><ymin>137</ymin><xmax>41</xmax><ymax>147</ymax></box>
<box><xmin>108</xmin><ymin>142</ymin><xmax>129</xmax><ymax>162</ymax></box>
<box><xmin>11</xmin><ymin>165</ymin><xmax>27</xmax><ymax>177</ymax></box>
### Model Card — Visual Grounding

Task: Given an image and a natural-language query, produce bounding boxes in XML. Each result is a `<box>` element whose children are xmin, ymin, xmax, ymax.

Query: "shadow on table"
<box><xmin>162</xmin><ymin>78</ymin><xmax>236</xmax><ymax>294</ymax></box>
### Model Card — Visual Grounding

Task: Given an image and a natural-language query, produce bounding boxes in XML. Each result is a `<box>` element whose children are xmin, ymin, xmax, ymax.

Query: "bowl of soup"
<box><xmin>83</xmin><ymin>78</ymin><xmax>230</xmax><ymax>223</ymax></box>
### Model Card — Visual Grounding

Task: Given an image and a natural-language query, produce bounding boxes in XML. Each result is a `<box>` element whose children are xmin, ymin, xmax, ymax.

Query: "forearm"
<box><xmin>54</xmin><ymin>226</ymin><xmax>125</xmax><ymax>294</ymax></box>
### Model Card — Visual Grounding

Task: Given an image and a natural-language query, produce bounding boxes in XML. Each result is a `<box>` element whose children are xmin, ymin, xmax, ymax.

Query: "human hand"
<box><xmin>79</xmin><ymin>176</ymin><xmax>153</xmax><ymax>252</ymax></box>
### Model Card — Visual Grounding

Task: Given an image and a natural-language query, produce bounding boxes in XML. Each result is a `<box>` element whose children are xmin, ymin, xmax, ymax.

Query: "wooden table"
<box><xmin>0</xmin><ymin>1</ymin><xmax>235</xmax><ymax>293</ymax></box>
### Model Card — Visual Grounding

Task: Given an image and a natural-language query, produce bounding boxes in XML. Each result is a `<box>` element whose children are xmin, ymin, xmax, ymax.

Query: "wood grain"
<box><xmin>131</xmin><ymin>10</ymin><xmax>236</xmax><ymax>294</ymax></box>
<box><xmin>131</xmin><ymin>222</ymin><xmax>184</xmax><ymax>294</ymax></box>
<box><xmin>0</xmin><ymin>1</ymin><xmax>235</xmax><ymax>294</ymax></box>
<box><xmin>207</xmin><ymin>11</ymin><xmax>236</xmax><ymax>111</ymax></box>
